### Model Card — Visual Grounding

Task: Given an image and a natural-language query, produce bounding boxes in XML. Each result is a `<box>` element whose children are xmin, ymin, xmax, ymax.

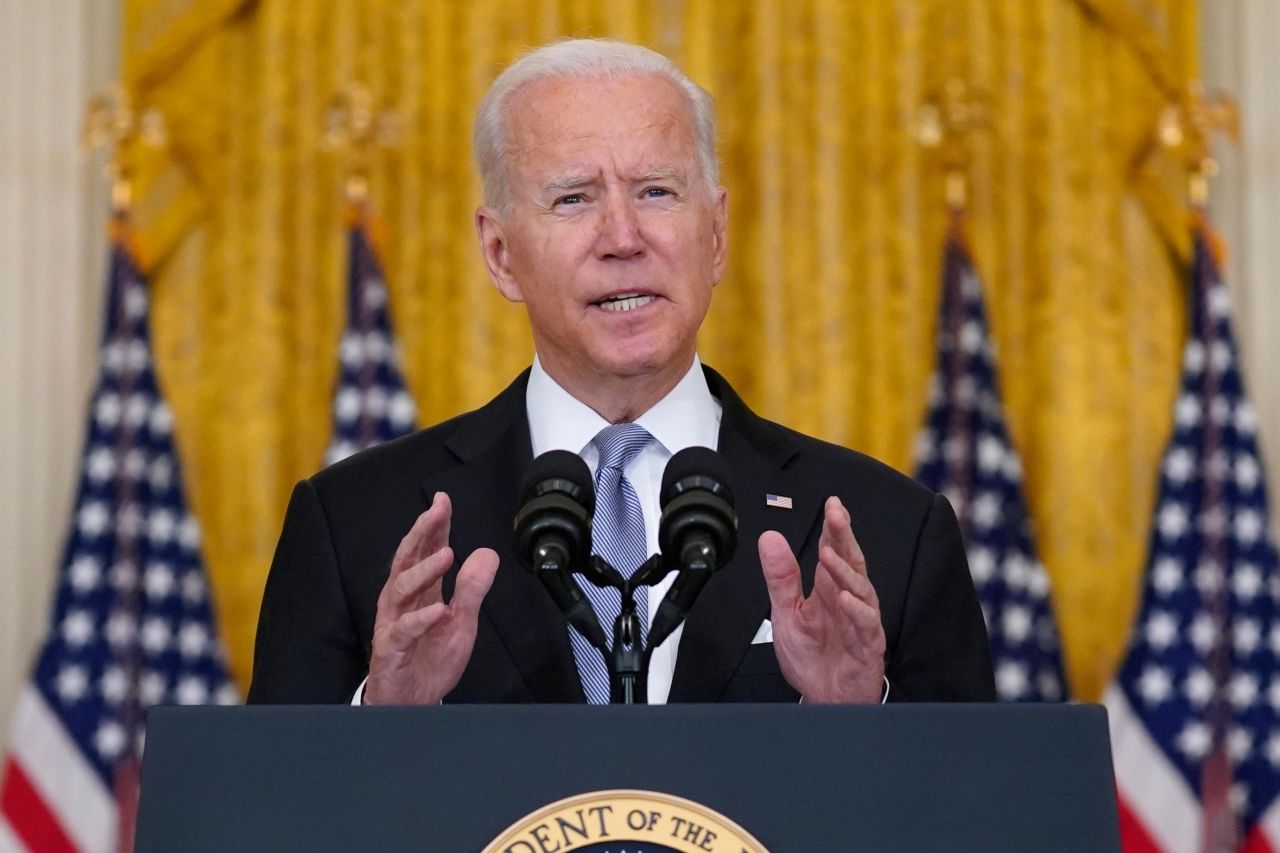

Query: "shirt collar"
<box><xmin>526</xmin><ymin>355</ymin><xmax>721</xmax><ymax>459</ymax></box>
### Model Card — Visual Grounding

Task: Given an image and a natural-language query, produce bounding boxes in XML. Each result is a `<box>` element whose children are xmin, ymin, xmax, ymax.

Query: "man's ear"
<box><xmin>710</xmin><ymin>186</ymin><xmax>729</xmax><ymax>285</ymax></box>
<box><xmin>476</xmin><ymin>206</ymin><xmax>524</xmax><ymax>302</ymax></box>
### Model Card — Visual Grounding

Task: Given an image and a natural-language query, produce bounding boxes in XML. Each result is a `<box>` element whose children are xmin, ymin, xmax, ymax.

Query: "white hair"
<box><xmin>472</xmin><ymin>38</ymin><xmax>719</xmax><ymax>211</ymax></box>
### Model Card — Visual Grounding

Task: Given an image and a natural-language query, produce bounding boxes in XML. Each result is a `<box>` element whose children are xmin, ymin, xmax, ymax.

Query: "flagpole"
<box><xmin>1163</xmin><ymin>83</ymin><xmax>1244</xmax><ymax>853</ymax></box>
<box><xmin>910</xmin><ymin>83</ymin><xmax>1069</xmax><ymax>704</ymax></box>
<box><xmin>321</xmin><ymin>82</ymin><xmax>417</xmax><ymax>469</ymax></box>
<box><xmin>84</xmin><ymin>83</ymin><xmax>153</xmax><ymax>853</ymax></box>
<box><xmin>1102</xmin><ymin>85</ymin><xmax>1280</xmax><ymax>853</ymax></box>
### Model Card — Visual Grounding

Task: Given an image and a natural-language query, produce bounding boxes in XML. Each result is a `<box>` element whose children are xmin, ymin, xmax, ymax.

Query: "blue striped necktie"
<box><xmin>570</xmin><ymin>422</ymin><xmax>652</xmax><ymax>704</ymax></box>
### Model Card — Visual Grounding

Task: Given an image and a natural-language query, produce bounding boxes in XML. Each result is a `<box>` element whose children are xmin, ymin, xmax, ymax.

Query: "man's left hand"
<box><xmin>759</xmin><ymin>496</ymin><xmax>886</xmax><ymax>703</ymax></box>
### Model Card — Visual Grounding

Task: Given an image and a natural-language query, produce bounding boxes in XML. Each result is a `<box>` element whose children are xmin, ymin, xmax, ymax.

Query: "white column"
<box><xmin>0</xmin><ymin>0</ymin><xmax>119</xmax><ymax>750</ymax></box>
<box><xmin>1200</xmin><ymin>1</ymin><xmax>1280</xmax><ymax>544</ymax></box>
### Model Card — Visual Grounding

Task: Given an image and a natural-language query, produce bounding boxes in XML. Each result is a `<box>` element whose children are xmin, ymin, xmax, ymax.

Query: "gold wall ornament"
<box><xmin>324</xmin><ymin>82</ymin><xmax>401</xmax><ymax>205</ymax></box>
<box><xmin>1156</xmin><ymin>83</ymin><xmax>1240</xmax><ymax>208</ymax></box>
<box><xmin>914</xmin><ymin>78</ymin><xmax>989</xmax><ymax>212</ymax></box>
<box><xmin>82</xmin><ymin>84</ymin><xmax>168</xmax><ymax>214</ymax></box>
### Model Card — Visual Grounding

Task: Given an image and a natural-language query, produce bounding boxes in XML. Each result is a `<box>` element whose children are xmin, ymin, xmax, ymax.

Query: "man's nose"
<box><xmin>596</xmin><ymin>195</ymin><xmax>644</xmax><ymax>260</ymax></box>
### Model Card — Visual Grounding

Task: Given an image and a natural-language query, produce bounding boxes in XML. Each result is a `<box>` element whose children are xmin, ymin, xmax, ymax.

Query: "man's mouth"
<box><xmin>593</xmin><ymin>293</ymin><xmax>657</xmax><ymax>313</ymax></box>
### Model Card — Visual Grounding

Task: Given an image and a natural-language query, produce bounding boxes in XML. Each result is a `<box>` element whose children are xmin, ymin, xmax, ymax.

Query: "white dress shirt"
<box><xmin>526</xmin><ymin>354</ymin><xmax>722</xmax><ymax>704</ymax></box>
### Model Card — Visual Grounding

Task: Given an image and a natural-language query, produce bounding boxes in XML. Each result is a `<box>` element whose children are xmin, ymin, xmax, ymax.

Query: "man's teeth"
<box><xmin>598</xmin><ymin>294</ymin><xmax>656</xmax><ymax>313</ymax></box>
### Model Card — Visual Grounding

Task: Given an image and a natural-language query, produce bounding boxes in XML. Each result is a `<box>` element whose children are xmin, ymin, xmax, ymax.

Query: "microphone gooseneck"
<box><xmin>650</xmin><ymin>446</ymin><xmax>738</xmax><ymax>649</ymax></box>
<box><xmin>513</xmin><ymin>450</ymin><xmax>608</xmax><ymax>651</ymax></box>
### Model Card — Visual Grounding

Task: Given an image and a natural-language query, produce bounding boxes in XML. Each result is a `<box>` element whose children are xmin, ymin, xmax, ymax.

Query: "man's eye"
<box><xmin>643</xmin><ymin>187</ymin><xmax>671</xmax><ymax>199</ymax></box>
<box><xmin>555</xmin><ymin>194</ymin><xmax>584</xmax><ymax>206</ymax></box>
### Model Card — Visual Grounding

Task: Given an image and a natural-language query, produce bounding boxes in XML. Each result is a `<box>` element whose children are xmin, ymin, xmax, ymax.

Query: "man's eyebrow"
<box><xmin>633</xmin><ymin>168</ymin><xmax>685</xmax><ymax>183</ymax></box>
<box><xmin>540</xmin><ymin>168</ymin><xmax>688</xmax><ymax>194</ymax></box>
<box><xmin>542</xmin><ymin>175</ymin><xmax>596</xmax><ymax>193</ymax></box>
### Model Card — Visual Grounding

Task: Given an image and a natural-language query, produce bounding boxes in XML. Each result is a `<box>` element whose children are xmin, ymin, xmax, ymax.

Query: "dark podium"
<box><xmin>136</xmin><ymin>703</ymin><xmax>1120</xmax><ymax>852</ymax></box>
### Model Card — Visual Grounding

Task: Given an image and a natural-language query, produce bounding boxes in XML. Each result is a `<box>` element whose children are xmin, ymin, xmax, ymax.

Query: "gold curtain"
<box><xmin>122</xmin><ymin>0</ymin><xmax>1200</xmax><ymax>702</ymax></box>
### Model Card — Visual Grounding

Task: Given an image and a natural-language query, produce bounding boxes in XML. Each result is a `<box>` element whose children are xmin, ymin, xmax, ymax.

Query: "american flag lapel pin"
<box><xmin>765</xmin><ymin>493</ymin><xmax>793</xmax><ymax>509</ymax></box>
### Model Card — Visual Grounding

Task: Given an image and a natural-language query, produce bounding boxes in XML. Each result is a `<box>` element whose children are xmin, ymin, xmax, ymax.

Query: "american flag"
<box><xmin>1105</xmin><ymin>227</ymin><xmax>1280</xmax><ymax>852</ymax></box>
<box><xmin>913</xmin><ymin>219</ymin><xmax>1069</xmax><ymax>702</ymax></box>
<box><xmin>0</xmin><ymin>219</ymin><xmax>237</xmax><ymax>853</ymax></box>
<box><xmin>323</xmin><ymin>205</ymin><xmax>416</xmax><ymax>466</ymax></box>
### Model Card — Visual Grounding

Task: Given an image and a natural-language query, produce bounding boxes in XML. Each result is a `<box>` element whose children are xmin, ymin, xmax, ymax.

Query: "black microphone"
<box><xmin>650</xmin><ymin>447</ymin><xmax>738</xmax><ymax>649</ymax></box>
<box><xmin>513</xmin><ymin>450</ymin><xmax>608</xmax><ymax>651</ymax></box>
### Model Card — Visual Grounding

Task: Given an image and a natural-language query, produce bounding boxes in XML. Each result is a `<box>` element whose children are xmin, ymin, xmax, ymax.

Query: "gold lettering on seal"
<box><xmin>482</xmin><ymin>790</ymin><xmax>768</xmax><ymax>853</ymax></box>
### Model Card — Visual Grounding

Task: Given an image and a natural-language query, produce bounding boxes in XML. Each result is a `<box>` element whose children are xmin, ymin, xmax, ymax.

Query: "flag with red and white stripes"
<box><xmin>323</xmin><ymin>204</ymin><xmax>416</xmax><ymax>466</ymax></box>
<box><xmin>1105</xmin><ymin>227</ymin><xmax>1280</xmax><ymax>852</ymax></box>
<box><xmin>0</xmin><ymin>219</ymin><xmax>237</xmax><ymax>852</ymax></box>
<box><xmin>913</xmin><ymin>221</ymin><xmax>1068</xmax><ymax>702</ymax></box>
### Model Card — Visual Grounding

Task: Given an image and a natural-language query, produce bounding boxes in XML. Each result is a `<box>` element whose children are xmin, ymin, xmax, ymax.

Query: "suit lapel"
<box><xmin>668</xmin><ymin>368</ymin><xmax>822</xmax><ymax>702</ymax></box>
<box><xmin>429</xmin><ymin>371</ymin><xmax>585</xmax><ymax>703</ymax></box>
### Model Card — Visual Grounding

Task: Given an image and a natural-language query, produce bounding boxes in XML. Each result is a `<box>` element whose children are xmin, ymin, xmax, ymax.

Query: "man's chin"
<box><xmin>536</xmin><ymin>329</ymin><xmax>694</xmax><ymax>389</ymax></box>
<box><xmin>590</xmin><ymin>346</ymin><xmax>695</xmax><ymax>382</ymax></box>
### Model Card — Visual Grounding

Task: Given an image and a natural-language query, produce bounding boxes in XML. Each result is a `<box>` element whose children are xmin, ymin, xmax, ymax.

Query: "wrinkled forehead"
<box><xmin>502</xmin><ymin>73</ymin><xmax>701</xmax><ymax>182</ymax></box>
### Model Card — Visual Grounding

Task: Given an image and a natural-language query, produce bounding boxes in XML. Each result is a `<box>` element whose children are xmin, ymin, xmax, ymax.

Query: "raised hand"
<box><xmin>364</xmin><ymin>492</ymin><xmax>498</xmax><ymax>705</ymax></box>
<box><xmin>759</xmin><ymin>496</ymin><xmax>886</xmax><ymax>703</ymax></box>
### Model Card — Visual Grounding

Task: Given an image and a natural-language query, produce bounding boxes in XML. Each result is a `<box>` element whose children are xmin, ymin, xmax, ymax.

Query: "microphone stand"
<box><xmin>583</xmin><ymin>554</ymin><xmax>668</xmax><ymax>705</ymax></box>
<box><xmin>611</xmin><ymin>598</ymin><xmax>645</xmax><ymax>705</ymax></box>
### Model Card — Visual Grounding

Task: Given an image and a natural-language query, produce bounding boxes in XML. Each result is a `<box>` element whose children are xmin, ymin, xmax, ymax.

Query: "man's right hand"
<box><xmin>364</xmin><ymin>492</ymin><xmax>499</xmax><ymax>705</ymax></box>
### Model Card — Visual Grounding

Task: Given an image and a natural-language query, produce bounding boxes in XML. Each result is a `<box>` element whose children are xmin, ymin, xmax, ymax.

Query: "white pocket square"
<box><xmin>750</xmin><ymin>619</ymin><xmax>773</xmax><ymax>645</ymax></box>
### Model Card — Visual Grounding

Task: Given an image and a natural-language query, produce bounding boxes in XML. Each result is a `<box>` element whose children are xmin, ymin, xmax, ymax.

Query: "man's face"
<box><xmin>477</xmin><ymin>73</ymin><xmax>728</xmax><ymax>387</ymax></box>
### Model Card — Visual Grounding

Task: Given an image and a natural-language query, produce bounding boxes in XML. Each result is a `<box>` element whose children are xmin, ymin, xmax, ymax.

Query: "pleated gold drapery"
<box><xmin>122</xmin><ymin>0</ymin><xmax>1200</xmax><ymax>702</ymax></box>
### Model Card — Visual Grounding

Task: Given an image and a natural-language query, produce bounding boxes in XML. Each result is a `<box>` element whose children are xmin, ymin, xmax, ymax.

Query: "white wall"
<box><xmin>1200</xmin><ymin>0</ymin><xmax>1280</xmax><ymax>545</ymax></box>
<box><xmin>0</xmin><ymin>0</ymin><xmax>119</xmax><ymax>751</ymax></box>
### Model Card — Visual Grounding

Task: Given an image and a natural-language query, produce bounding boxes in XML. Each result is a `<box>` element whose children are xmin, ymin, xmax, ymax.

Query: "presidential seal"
<box><xmin>482</xmin><ymin>789</ymin><xmax>769</xmax><ymax>853</ymax></box>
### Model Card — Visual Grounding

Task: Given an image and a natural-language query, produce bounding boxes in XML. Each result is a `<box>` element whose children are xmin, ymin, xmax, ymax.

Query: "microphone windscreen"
<box><xmin>520</xmin><ymin>449</ymin><xmax>595</xmax><ymax>509</ymax></box>
<box><xmin>660</xmin><ymin>446</ymin><xmax>734</xmax><ymax>507</ymax></box>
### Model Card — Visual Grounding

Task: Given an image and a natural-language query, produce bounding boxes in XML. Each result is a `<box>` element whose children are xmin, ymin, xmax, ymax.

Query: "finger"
<box><xmin>825</xmin><ymin>497</ymin><xmax>868</xmax><ymax>577</ymax></box>
<box><xmin>448</xmin><ymin>548</ymin><xmax>499</xmax><ymax>621</ymax></box>
<box><xmin>817</xmin><ymin>495</ymin><xmax>843</xmax><ymax>549</ymax></box>
<box><xmin>812</xmin><ymin>499</ymin><xmax>848</xmax><ymax>605</ymax></box>
<box><xmin>388</xmin><ymin>509</ymin><xmax>433</xmax><ymax>582</ymax></box>
<box><xmin>386</xmin><ymin>602</ymin><xmax>450</xmax><ymax>652</ymax></box>
<box><xmin>391</xmin><ymin>546</ymin><xmax>454</xmax><ymax>610</ymax></box>
<box><xmin>758</xmin><ymin>531</ymin><xmax>803</xmax><ymax>616</ymax></box>
<box><xmin>422</xmin><ymin>491</ymin><xmax>453</xmax><ymax>554</ymax></box>
<box><xmin>812</xmin><ymin>540</ymin><xmax>856</xmax><ymax>612</ymax></box>
<box><xmin>389</xmin><ymin>492</ymin><xmax>452</xmax><ymax>578</ymax></box>
<box><xmin>818</xmin><ymin>545</ymin><xmax>879</xmax><ymax>610</ymax></box>
<box><xmin>837</xmin><ymin>591</ymin><xmax>885</xmax><ymax>654</ymax></box>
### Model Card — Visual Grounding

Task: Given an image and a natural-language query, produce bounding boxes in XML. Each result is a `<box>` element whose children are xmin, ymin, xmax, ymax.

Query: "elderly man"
<box><xmin>247</xmin><ymin>39</ymin><xmax>995</xmax><ymax>706</ymax></box>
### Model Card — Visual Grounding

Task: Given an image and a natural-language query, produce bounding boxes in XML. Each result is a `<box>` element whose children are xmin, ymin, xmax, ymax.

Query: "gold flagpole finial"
<box><xmin>915</xmin><ymin>78</ymin><xmax>988</xmax><ymax>213</ymax></box>
<box><xmin>324</xmin><ymin>83</ymin><xmax>401</xmax><ymax>205</ymax></box>
<box><xmin>1157</xmin><ymin>82</ymin><xmax>1240</xmax><ymax>209</ymax></box>
<box><xmin>82</xmin><ymin>84</ymin><xmax>167</xmax><ymax>215</ymax></box>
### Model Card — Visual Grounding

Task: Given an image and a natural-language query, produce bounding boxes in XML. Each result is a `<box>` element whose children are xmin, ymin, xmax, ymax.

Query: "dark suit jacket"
<box><xmin>247</xmin><ymin>366</ymin><xmax>995</xmax><ymax>704</ymax></box>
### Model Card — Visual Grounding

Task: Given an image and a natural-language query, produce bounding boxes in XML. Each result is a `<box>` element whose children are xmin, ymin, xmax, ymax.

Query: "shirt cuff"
<box><xmin>799</xmin><ymin>676</ymin><xmax>890</xmax><ymax>705</ymax></box>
